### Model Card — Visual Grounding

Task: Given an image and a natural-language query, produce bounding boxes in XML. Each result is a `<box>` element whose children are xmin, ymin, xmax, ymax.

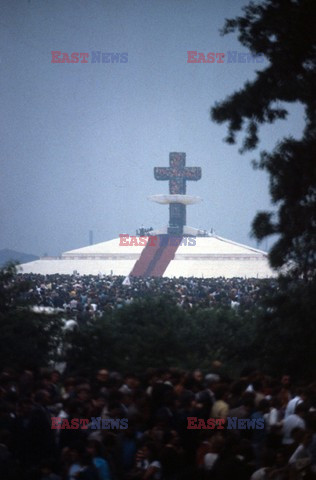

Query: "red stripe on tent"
<box><xmin>149</xmin><ymin>237</ymin><xmax>182</xmax><ymax>276</ymax></box>
<box><xmin>130</xmin><ymin>235</ymin><xmax>182</xmax><ymax>277</ymax></box>
<box><xmin>130</xmin><ymin>237</ymin><xmax>162</xmax><ymax>276</ymax></box>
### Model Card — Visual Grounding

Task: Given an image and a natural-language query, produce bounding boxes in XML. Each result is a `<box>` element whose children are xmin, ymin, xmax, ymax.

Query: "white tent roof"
<box><xmin>20</xmin><ymin>233</ymin><xmax>275</xmax><ymax>278</ymax></box>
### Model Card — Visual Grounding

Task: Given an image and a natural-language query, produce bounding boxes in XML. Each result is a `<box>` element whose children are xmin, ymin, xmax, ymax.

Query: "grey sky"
<box><xmin>1</xmin><ymin>0</ymin><xmax>305</xmax><ymax>256</ymax></box>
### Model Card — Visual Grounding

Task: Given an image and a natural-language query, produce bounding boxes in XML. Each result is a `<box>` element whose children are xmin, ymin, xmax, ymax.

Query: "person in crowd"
<box><xmin>250</xmin><ymin>399</ymin><xmax>270</xmax><ymax>469</ymax></box>
<box><xmin>282</xmin><ymin>403</ymin><xmax>308</xmax><ymax>446</ymax></box>
<box><xmin>86</xmin><ymin>439</ymin><xmax>112</xmax><ymax>480</ymax></box>
<box><xmin>196</xmin><ymin>374</ymin><xmax>219</xmax><ymax>421</ymax></box>
<box><xmin>211</xmin><ymin>385</ymin><xmax>230</xmax><ymax>420</ymax></box>
<box><xmin>284</xmin><ymin>388</ymin><xmax>308</xmax><ymax>419</ymax></box>
<box><xmin>129</xmin><ymin>441</ymin><xmax>162</xmax><ymax>480</ymax></box>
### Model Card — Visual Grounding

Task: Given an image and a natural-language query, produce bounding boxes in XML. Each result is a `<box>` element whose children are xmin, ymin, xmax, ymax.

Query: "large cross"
<box><xmin>154</xmin><ymin>152</ymin><xmax>201</xmax><ymax>235</ymax></box>
<box><xmin>154</xmin><ymin>152</ymin><xmax>201</xmax><ymax>194</ymax></box>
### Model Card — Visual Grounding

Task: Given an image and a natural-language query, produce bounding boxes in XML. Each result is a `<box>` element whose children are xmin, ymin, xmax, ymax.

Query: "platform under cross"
<box><xmin>154</xmin><ymin>152</ymin><xmax>201</xmax><ymax>235</ymax></box>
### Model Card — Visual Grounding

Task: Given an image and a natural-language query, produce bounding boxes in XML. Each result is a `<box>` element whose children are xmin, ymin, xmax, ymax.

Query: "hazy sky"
<box><xmin>1</xmin><ymin>0</ymin><xmax>305</xmax><ymax>256</ymax></box>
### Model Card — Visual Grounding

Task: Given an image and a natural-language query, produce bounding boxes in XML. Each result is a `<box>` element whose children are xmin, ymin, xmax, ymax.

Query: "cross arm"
<box><xmin>183</xmin><ymin>167</ymin><xmax>202</xmax><ymax>181</ymax></box>
<box><xmin>154</xmin><ymin>167</ymin><xmax>172</xmax><ymax>180</ymax></box>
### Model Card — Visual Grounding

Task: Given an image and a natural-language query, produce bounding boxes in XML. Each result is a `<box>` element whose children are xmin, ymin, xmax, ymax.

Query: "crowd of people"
<box><xmin>0</xmin><ymin>366</ymin><xmax>316</xmax><ymax>479</ymax></box>
<box><xmin>2</xmin><ymin>272</ymin><xmax>313</xmax><ymax>478</ymax></box>
<box><xmin>10</xmin><ymin>273</ymin><xmax>276</xmax><ymax>319</ymax></box>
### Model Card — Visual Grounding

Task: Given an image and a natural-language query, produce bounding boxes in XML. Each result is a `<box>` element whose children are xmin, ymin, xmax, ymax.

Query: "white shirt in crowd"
<box><xmin>204</xmin><ymin>453</ymin><xmax>219</xmax><ymax>471</ymax></box>
<box><xmin>284</xmin><ymin>396</ymin><xmax>303</xmax><ymax>418</ymax></box>
<box><xmin>282</xmin><ymin>414</ymin><xmax>305</xmax><ymax>445</ymax></box>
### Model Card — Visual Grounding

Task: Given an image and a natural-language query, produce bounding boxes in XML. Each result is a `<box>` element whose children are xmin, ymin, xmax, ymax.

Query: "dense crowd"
<box><xmin>11</xmin><ymin>273</ymin><xmax>276</xmax><ymax>318</ymax></box>
<box><xmin>3</xmin><ymin>273</ymin><xmax>313</xmax><ymax>479</ymax></box>
<box><xmin>0</xmin><ymin>366</ymin><xmax>316</xmax><ymax>480</ymax></box>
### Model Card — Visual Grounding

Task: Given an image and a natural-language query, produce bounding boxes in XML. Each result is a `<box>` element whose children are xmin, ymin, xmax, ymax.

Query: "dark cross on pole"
<box><xmin>154</xmin><ymin>152</ymin><xmax>201</xmax><ymax>235</ymax></box>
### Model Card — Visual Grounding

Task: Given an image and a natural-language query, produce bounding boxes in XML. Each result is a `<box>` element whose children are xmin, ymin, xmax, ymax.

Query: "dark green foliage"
<box><xmin>0</xmin><ymin>263</ymin><xmax>63</xmax><ymax>371</ymax></box>
<box><xmin>0</xmin><ymin>310</ymin><xmax>63</xmax><ymax>371</ymax></box>
<box><xmin>191</xmin><ymin>307</ymin><xmax>260</xmax><ymax>376</ymax></box>
<box><xmin>64</xmin><ymin>295</ymin><xmax>261</xmax><ymax>377</ymax></box>
<box><xmin>65</xmin><ymin>296</ymin><xmax>195</xmax><ymax>374</ymax></box>
<box><xmin>0</xmin><ymin>262</ymin><xmax>21</xmax><ymax>312</ymax></box>
<box><xmin>211</xmin><ymin>0</ymin><xmax>316</xmax><ymax>277</ymax></box>
<box><xmin>62</xmin><ymin>315</ymin><xmax>113</xmax><ymax>375</ymax></box>
<box><xmin>253</xmin><ymin>277</ymin><xmax>316</xmax><ymax>380</ymax></box>
<box><xmin>1</xmin><ymin>264</ymin><xmax>315</xmax><ymax>380</ymax></box>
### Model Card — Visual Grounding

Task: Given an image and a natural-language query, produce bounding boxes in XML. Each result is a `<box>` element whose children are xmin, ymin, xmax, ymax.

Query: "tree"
<box><xmin>254</xmin><ymin>276</ymin><xmax>316</xmax><ymax>379</ymax></box>
<box><xmin>0</xmin><ymin>309</ymin><xmax>63</xmax><ymax>371</ymax></box>
<box><xmin>192</xmin><ymin>306</ymin><xmax>260</xmax><ymax>376</ymax></box>
<box><xmin>64</xmin><ymin>295</ymin><xmax>264</xmax><ymax>377</ymax></box>
<box><xmin>0</xmin><ymin>263</ymin><xmax>63</xmax><ymax>371</ymax></box>
<box><xmin>211</xmin><ymin>0</ymin><xmax>316</xmax><ymax>279</ymax></box>
<box><xmin>64</xmin><ymin>296</ymin><xmax>197</xmax><ymax>374</ymax></box>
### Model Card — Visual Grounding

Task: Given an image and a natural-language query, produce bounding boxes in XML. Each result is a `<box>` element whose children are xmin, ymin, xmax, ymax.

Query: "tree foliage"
<box><xmin>253</xmin><ymin>276</ymin><xmax>316</xmax><ymax>380</ymax></box>
<box><xmin>0</xmin><ymin>263</ymin><xmax>63</xmax><ymax>371</ymax></box>
<box><xmin>211</xmin><ymin>0</ymin><xmax>316</xmax><ymax>278</ymax></box>
<box><xmin>0</xmin><ymin>310</ymin><xmax>63</xmax><ymax>371</ymax></box>
<box><xmin>65</xmin><ymin>296</ymin><xmax>195</xmax><ymax>374</ymax></box>
<box><xmin>1</xmin><ymin>264</ymin><xmax>315</xmax><ymax>380</ymax></box>
<box><xmin>64</xmin><ymin>295</ymin><xmax>262</xmax><ymax>377</ymax></box>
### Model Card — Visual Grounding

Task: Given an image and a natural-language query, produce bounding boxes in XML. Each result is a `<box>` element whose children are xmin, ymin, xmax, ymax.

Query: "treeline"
<box><xmin>0</xmin><ymin>264</ymin><xmax>315</xmax><ymax>380</ymax></box>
